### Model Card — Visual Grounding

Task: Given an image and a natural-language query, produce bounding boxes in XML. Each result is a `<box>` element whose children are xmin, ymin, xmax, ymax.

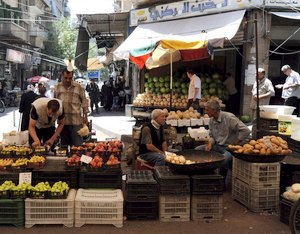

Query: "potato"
<box><xmin>244</xmin><ymin>149</ymin><xmax>253</xmax><ymax>154</ymax></box>
<box><xmin>237</xmin><ymin>148</ymin><xmax>244</xmax><ymax>154</ymax></box>
<box><xmin>277</xmin><ymin>136</ymin><xmax>287</xmax><ymax>144</ymax></box>
<box><xmin>249</xmin><ymin>140</ymin><xmax>257</xmax><ymax>146</ymax></box>
<box><xmin>270</xmin><ymin>137</ymin><xmax>281</xmax><ymax>146</ymax></box>
<box><xmin>266</xmin><ymin>148</ymin><xmax>272</xmax><ymax>155</ymax></box>
<box><xmin>260</xmin><ymin>148</ymin><xmax>266</xmax><ymax>155</ymax></box>
<box><xmin>255</xmin><ymin>144</ymin><xmax>262</xmax><ymax>150</ymax></box>
<box><xmin>253</xmin><ymin>149</ymin><xmax>260</xmax><ymax>154</ymax></box>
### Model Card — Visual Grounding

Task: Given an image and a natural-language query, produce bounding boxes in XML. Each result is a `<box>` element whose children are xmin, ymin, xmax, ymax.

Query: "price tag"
<box><xmin>80</xmin><ymin>154</ymin><xmax>93</xmax><ymax>164</ymax></box>
<box><xmin>19</xmin><ymin>172</ymin><xmax>32</xmax><ymax>185</ymax></box>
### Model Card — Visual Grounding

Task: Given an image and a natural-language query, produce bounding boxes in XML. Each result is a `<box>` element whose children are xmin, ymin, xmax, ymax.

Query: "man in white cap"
<box><xmin>276</xmin><ymin>65</ymin><xmax>300</xmax><ymax>115</ymax></box>
<box><xmin>139</xmin><ymin>109</ymin><xmax>167</xmax><ymax>166</ymax></box>
<box><xmin>250</xmin><ymin>67</ymin><xmax>275</xmax><ymax>120</ymax></box>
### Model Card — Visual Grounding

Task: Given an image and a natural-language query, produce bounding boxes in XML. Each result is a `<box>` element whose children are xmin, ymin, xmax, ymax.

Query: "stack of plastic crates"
<box><xmin>0</xmin><ymin>199</ymin><xmax>24</xmax><ymax>227</ymax></box>
<box><xmin>280</xmin><ymin>198</ymin><xmax>300</xmax><ymax>229</ymax></box>
<box><xmin>32</xmin><ymin>160</ymin><xmax>78</xmax><ymax>188</ymax></box>
<box><xmin>125</xmin><ymin>170</ymin><xmax>158</xmax><ymax>220</ymax></box>
<box><xmin>154</xmin><ymin>166</ymin><xmax>190</xmax><ymax>222</ymax></box>
<box><xmin>191</xmin><ymin>174</ymin><xmax>224</xmax><ymax>221</ymax></box>
<box><xmin>78</xmin><ymin>167</ymin><xmax>122</xmax><ymax>189</ymax></box>
<box><xmin>25</xmin><ymin>189</ymin><xmax>76</xmax><ymax>228</ymax></box>
<box><xmin>232</xmin><ymin>158</ymin><xmax>280</xmax><ymax>212</ymax></box>
<box><xmin>74</xmin><ymin>189</ymin><xmax>123</xmax><ymax>228</ymax></box>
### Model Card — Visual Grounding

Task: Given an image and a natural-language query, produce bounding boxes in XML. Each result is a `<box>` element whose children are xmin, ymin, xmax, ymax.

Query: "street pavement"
<box><xmin>0</xmin><ymin>107</ymin><xmax>292</xmax><ymax>233</ymax></box>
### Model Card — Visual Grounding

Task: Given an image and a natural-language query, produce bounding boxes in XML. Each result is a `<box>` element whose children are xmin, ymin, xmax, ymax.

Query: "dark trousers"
<box><xmin>285</xmin><ymin>96</ymin><xmax>299</xmax><ymax>115</ymax></box>
<box><xmin>90</xmin><ymin>97</ymin><xmax>99</xmax><ymax>113</ymax></box>
<box><xmin>60</xmin><ymin>125</ymin><xmax>83</xmax><ymax>146</ymax></box>
<box><xmin>187</xmin><ymin>99</ymin><xmax>200</xmax><ymax>113</ymax></box>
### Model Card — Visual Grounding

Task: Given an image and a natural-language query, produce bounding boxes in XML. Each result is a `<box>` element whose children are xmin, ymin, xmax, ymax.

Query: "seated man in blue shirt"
<box><xmin>196</xmin><ymin>99</ymin><xmax>250</xmax><ymax>183</ymax></box>
<box><xmin>139</xmin><ymin>109</ymin><xmax>167</xmax><ymax>166</ymax></box>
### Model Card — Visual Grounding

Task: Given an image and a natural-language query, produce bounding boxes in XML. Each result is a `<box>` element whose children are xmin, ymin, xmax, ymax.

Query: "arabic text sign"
<box><xmin>130</xmin><ymin>0</ymin><xmax>262</xmax><ymax>26</ymax></box>
<box><xmin>265</xmin><ymin>0</ymin><xmax>300</xmax><ymax>6</ymax></box>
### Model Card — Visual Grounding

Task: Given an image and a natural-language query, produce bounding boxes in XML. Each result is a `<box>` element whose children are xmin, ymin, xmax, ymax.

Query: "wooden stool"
<box><xmin>135</xmin><ymin>156</ymin><xmax>154</xmax><ymax>170</ymax></box>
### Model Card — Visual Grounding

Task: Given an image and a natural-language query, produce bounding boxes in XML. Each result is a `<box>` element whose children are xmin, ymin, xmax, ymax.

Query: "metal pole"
<box><xmin>13</xmin><ymin>110</ymin><xmax>16</xmax><ymax>127</ymax></box>
<box><xmin>170</xmin><ymin>52</ymin><xmax>173</xmax><ymax>110</ymax></box>
<box><xmin>255</xmin><ymin>13</ymin><xmax>260</xmax><ymax>137</ymax></box>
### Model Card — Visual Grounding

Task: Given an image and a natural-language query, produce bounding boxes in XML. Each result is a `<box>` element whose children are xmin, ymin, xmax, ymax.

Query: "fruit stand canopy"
<box><xmin>113</xmin><ymin>9</ymin><xmax>246</xmax><ymax>66</ymax></box>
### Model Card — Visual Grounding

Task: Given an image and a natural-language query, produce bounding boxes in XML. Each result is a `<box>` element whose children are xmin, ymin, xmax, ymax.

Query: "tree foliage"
<box><xmin>44</xmin><ymin>17</ymin><xmax>78</xmax><ymax>60</ymax></box>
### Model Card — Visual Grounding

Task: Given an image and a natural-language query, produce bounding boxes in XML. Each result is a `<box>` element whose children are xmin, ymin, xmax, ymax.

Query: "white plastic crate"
<box><xmin>25</xmin><ymin>189</ymin><xmax>76</xmax><ymax>228</ymax></box>
<box><xmin>166</xmin><ymin>119</ymin><xmax>178</xmax><ymax>126</ymax></box>
<box><xmin>232</xmin><ymin>158</ymin><xmax>280</xmax><ymax>187</ymax></box>
<box><xmin>159</xmin><ymin>194</ymin><xmax>190</xmax><ymax>222</ymax></box>
<box><xmin>178</xmin><ymin>119</ymin><xmax>191</xmax><ymax>127</ymax></box>
<box><xmin>75</xmin><ymin>189</ymin><xmax>124</xmax><ymax>228</ymax></box>
<box><xmin>232</xmin><ymin>178</ymin><xmax>279</xmax><ymax>212</ymax></box>
<box><xmin>191</xmin><ymin>195</ymin><xmax>223</xmax><ymax>221</ymax></box>
<box><xmin>190</xmin><ymin>118</ymin><xmax>203</xmax><ymax>126</ymax></box>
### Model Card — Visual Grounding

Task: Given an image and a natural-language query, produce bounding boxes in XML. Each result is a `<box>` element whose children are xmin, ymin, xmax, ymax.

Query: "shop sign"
<box><xmin>265</xmin><ymin>0</ymin><xmax>300</xmax><ymax>6</ymax></box>
<box><xmin>130</xmin><ymin>0</ymin><xmax>263</xmax><ymax>26</ymax></box>
<box><xmin>6</xmin><ymin>49</ymin><xmax>25</xmax><ymax>64</ymax></box>
<box><xmin>88</xmin><ymin>70</ymin><xmax>100</xmax><ymax>79</ymax></box>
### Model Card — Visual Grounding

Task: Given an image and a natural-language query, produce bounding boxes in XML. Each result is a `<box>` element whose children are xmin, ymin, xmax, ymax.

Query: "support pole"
<box><xmin>255</xmin><ymin>13</ymin><xmax>260</xmax><ymax>137</ymax></box>
<box><xmin>170</xmin><ymin>52</ymin><xmax>173</xmax><ymax>109</ymax></box>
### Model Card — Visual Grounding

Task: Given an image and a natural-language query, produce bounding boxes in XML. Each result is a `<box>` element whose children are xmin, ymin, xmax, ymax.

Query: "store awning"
<box><xmin>113</xmin><ymin>10</ymin><xmax>246</xmax><ymax>61</ymax></box>
<box><xmin>271</xmin><ymin>12</ymin><xmax>300</xmax><ymax>20</ymax></box>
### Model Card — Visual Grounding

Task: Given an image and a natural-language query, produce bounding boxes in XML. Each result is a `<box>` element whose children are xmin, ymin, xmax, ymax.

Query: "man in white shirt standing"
<box><xmin>250</xmin><ymin>68</ymin><xmax>275</xmax><ymax>120</ymax></box>
<box><xmin>187</xmin><ymin>69</ymin><xmax>201</xmax><ymax>111</ymax></box>
<box><xmin>276</xmin><ymin>65</ymin><xmax>300</xmax><ymax>115</ymax></box>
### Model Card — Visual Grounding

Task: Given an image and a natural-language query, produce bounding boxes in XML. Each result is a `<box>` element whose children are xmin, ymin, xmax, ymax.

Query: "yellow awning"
<box><xmin>87</xmin><ymin>58</ymin><xmax>104</xmax><ymax>71</ymax></box>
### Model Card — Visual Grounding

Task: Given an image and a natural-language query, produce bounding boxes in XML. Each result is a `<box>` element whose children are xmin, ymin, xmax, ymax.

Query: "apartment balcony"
<box><xmin>29</xmin><ymin>24</ymin><xmax>48</xmax><ymax>48</ymax></box>
<box><xmin>30</xmin><ymin>35</ymin><xmax>46</xmax><ymax>48</ymax></box>
<box><xmin>0</xmin><ymin>21</ymin><xmax>28</xmax><ymax>43</ymax></box>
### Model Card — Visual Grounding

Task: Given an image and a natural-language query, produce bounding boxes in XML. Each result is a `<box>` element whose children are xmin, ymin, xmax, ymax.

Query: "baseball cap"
<box><xmin>281</xmin><ymin>65</ymin><xmax>290</xmax><ymax>72</ymax></box>
<box><xmin>258</xmin><ymin>68</ymin><xmax>265</xmax><ymax>73</ymax></box>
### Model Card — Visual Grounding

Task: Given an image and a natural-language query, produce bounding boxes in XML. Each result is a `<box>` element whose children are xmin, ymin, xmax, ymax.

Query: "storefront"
<box><xmin>114</xmin><ymin>7</ymin><xmax>247</xmax><ymax>114</ymax></box>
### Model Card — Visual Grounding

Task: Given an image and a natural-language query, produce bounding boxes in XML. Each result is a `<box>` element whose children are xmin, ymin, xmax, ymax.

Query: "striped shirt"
<box><xmin>55</xmin><ymin>81</ymin><xmax>88</xmax><ymax>125</ymax></box>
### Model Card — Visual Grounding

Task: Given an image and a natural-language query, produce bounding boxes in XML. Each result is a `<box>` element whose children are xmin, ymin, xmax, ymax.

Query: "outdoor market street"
<box><xmin>0</xmin><ymin>107</ymin><xmax>292</xmax><ymax>234</ymax></box>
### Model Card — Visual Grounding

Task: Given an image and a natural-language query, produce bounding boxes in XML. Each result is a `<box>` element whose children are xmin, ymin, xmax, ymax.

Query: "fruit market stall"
<box><xmin>0</xmin><ymin>130</ymin><xmax>298</xmax><ymax>230</ymax></box>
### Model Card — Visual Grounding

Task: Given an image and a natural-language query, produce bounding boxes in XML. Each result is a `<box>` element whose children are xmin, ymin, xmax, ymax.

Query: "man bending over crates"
<box><xmin>139</xmin><ymin>109</ymin><xmax>168</xmax><ymax>166</ymax></box>
<box><xmin>195</xmin><ymin>99</ymin><xmax>250</xmax><ymax>187</ymax></box>
<box><xmin>29</xmin><ymin>97</ymin><xmax>65</xmax><ymax>150</ymax></box>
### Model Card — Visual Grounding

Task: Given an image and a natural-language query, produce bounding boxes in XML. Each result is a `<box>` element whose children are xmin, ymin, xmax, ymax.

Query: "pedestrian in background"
<box><xmin>46</xmin><ymin>85</ymin><xmax>55</xmax><ymax>98</ymax></box>
<box><xmin>37</xmin><ymin>85</ymin><xmax>47</xmax><ymax>98</ymax></box>
<box><xmin>276</xmin><ymin>65</ymin><xmax>300</xmax><ymax>115</ymax></box>
<box><xmin>186</xmin><ymin>69</ymin><xmax>201</xmax><ymax>111</ymax></box>
<box><xmin>19</xmin><ymin>85</ymin><xmax>38</xmax><ymax>131</ymax></box>
<box><xmin>55</xmin><ymin>68</ymin><xmax>89</xmax><ymax>146</ymax></box>
<box><xmin>101</xmin><ymin>80</ymin><xmax>113</xmax><ymax>111</ymax></box>
<box><xmin>250</xmin><ymin>68</ymin><xmax>275</xmax><ymax>120</ymax></box>
<box><xmin>223</xmin><ymin>72</ymin><xmax>238</xmax><ymax>115</ymax></box>
<box><xmin>86</xmin><ymin>79</ymin><xmax>100</xmax><ymax>115</ymax></box>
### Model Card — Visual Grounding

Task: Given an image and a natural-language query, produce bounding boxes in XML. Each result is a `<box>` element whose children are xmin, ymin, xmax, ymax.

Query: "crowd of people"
<box><xmin>18</xmin><ymin>71</ymin><xmax>128</xmax><ymax>149</ymax></box>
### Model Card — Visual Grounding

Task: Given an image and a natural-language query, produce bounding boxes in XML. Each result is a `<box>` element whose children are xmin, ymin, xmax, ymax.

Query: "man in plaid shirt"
<box><xmin>55</xmin><ymin>68</ymin><xmax>89</xmax><ymax>146</ymax></box>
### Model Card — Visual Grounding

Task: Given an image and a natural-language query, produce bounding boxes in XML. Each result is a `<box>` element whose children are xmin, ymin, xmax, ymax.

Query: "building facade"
<box><xmin>0</xmin><ymin>0</ymin><xmax>69</xmax><ymax>90</ymax></box>
<box><xmin>123</xmin><ymin>0</ymin><xmax>300</xmax><ymax>116</ymax></box>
